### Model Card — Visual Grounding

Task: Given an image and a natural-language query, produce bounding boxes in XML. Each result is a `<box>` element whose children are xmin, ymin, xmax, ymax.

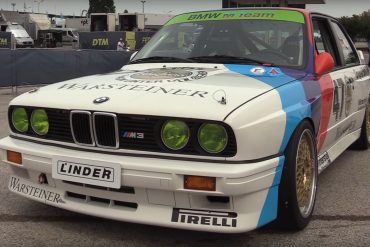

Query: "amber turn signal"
<box><xmin>184</xmin><ymin>175</ymin><xmax>216</xmax><ymax>191</ymax></box>
<box><xmin>6</xmin><ymin>150</ymin><xmax>22</xmax><ymax>165</ymax></box>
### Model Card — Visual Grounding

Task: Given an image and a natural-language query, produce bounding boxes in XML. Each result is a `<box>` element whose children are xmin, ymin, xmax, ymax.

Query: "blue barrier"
<box><xmin>0</xmin><ymin>49</ymin><xmax>132</xmax><ymax>87</ymax></box>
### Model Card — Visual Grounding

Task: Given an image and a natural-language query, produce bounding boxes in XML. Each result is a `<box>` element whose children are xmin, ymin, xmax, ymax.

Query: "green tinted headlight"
<box><xmin>198</xmin><ymin>123</ymin><xmax>228</xmax><ymax>153</ymax></box>
<box><xmin>31</xmin><ymin>109</ymin><xmax>49</xmax><ymax>135</ymax></box>
<box><xmin>12</xmin><ymin>107</ymin><xmax>29</xmax><ymax>133</ymax></box>
<box><xmin>161</xmin><ymin>120</ymin><xmax>190</xmax><ymax>150</ymax></box>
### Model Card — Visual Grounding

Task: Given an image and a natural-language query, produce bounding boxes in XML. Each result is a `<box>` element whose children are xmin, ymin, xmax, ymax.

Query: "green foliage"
<box><xmin>88</xmin><ymin>0</ymin><xmax>116</xmax><ymax>14</ymax></box>
<box><xmin>339</xmin><ymin>10</ymin><xmax>370</xmax><ymax>41</ymax></box>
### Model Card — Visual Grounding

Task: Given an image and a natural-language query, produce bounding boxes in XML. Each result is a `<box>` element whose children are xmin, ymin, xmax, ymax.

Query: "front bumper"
<box><xmin>0</xmin><ymin>136</ymin><xmax>283</xmax><ymax>233</ymax></box>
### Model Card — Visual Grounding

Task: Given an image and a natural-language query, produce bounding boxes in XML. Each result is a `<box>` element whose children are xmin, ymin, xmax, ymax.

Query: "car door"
<box><xmin>313</xmin><ymin>15</ymin><xmax>368</xmax><ymax>161</ymax></box>
<box><xmin>312</xmin><ymin>16</ymin><xmax>347</xmax><ymax>155</ymax></box>
<box><xmin>329</xmin><ymin>20</ymin><xmax>370</xmax><ymax>140</ymax></box>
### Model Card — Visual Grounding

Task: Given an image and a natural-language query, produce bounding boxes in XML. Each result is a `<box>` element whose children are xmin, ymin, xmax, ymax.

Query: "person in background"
<box><xmin>117</xmin><ymin>38</ymin><xmax>125</xmax><ymax>51</ymax></box>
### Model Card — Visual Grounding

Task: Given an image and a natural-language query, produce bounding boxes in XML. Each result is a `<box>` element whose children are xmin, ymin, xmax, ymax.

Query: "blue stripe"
<box><xmin>257</xmin><ymin>157</ymin><xmax>284</xmax><ymax>227</ymax></box>
<box><xmin>224</xmin><ymin>64</ymin><xmax>312</xmax><ymax>227</ymax></box>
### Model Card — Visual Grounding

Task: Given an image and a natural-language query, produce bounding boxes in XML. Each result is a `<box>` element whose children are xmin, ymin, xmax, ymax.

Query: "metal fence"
<box><xmin>0</xmin><ymin>49</ymin><xmax>132</xmax><ymax>88</ymax></box>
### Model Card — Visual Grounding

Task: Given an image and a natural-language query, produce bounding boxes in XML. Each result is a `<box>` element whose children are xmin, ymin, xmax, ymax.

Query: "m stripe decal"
<box><xmin>224</xmin><ymin>64</ymin><xmax>311</xmax><ymax>227</ymax></box>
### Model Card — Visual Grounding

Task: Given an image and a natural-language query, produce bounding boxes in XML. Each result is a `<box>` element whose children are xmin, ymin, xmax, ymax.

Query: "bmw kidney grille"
<box><xmin>70</xmin><ymin>111</ymin><xmax>119</xmax><ymax>149</ymax></box>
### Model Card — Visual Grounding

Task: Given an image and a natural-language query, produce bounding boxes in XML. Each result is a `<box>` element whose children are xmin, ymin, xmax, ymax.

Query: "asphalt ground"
<box><xmin>0</xmin><ymin>87</ymin><xmax>369</xmax><ymax>247</ymax></box>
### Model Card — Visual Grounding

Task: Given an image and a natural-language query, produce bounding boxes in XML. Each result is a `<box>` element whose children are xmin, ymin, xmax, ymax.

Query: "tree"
<box><xmin>88</xmin><ymin>0</ymin><xmax>116</xmax><ymax>14</ymax></box>
<box><xmin>339</xmin><ymin>10</ymin><xmax>370</xmax><ymax>41</ymax></box>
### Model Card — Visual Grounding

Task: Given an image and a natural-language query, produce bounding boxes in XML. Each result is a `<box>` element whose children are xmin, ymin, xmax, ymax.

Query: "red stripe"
<box><xmin>317</xmin><ymin>74</ymin><xmax>334</xmax><ymax>152</ymax></box>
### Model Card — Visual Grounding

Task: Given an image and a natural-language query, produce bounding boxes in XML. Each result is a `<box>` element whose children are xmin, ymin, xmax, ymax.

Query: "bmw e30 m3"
<box><xmin>1</xmin><ymin>8</ymin><xmax>369</xmax><ymax>233</ymax></box>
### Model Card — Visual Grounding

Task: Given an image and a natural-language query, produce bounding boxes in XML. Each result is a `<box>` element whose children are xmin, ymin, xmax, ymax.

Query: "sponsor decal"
<box><xmin>358</xmin><ymin>97</ymin><xmax>368</xmax><ymax>111</ymax></box>
<box><xmin>52</xmin><ymin>157</ymin><xmax>121</xmax><ymax>188</ymax></box>
<box><xmin>250</xmin><ymin>67</ymin><xmax>266</xmax><ymax>75</ymax></box>
<box><xmin>57</xmin><ymin>161</ymin><xmax>114</xmax><ymax>182</ymax></box>
<box><xmin>92</xmin><ymin>38</ymin><xmax>109</xmax><ymax>46</ymax></box>
<box><xmin>115</xmin><ymin>68</ymin><xmax>208</xmax><ymax>83</ymax></box>
<box><xmin>171</xmin><ymin>208</ymin><xmax>237</xmax><ymax>228</ymax></box>
<box><xmin>93</xmin><ymin>96</ymin><xmax>110</xmax><ymax>104</ymax></box>
<box><xmin>9</xmin><ymin>176</ymin><xmax>65</xmax><ymax>204</ymax></box>
<box><xmin>335</xmin><ymin>120</ymin><xmax>356</xmax><ymax>140</ymax></box>
<box><xmin>355</xmin><ymin>67</ymin><xmax>370</xmax><ymax>80</ymax></box>
<box><xmin>166</xmin><ymin>9</ymin><xmax>305</xmax><ymax>26</ymax></box>
<box><xmin>57</xmin><ymin>83</ymin><xmax>209</xmax><ymax>98</ymax></box>
<box><xmin>122</xmin><ymin>131</ymin><xmax>144</xmax><ymax>139</ymax></box>
<box><xmin>318</xmin><ymin>152</ymin><xmax>331</xmax><ymax>173</ymax></box>
<box><xmin>269</xmin><ymin>68</ymin><xmax>279</xmax><ymax>75</ymax></box>
<box><xmin>332</xmin><ymin>77</ymin><xmax>355</xmax><ymax>122</ymax></box>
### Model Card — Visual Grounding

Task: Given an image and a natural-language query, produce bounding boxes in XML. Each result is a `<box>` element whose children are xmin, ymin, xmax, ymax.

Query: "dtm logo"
<box><xmin>122</xmin><ymin>131</ymin><xmax>144</xmax><ymax>139</ymax></box>
<box><xmin>93</xmin><ymin>96</ymin><xmax>110</xmax><ymax>104</ymax></box>
<box><xmin>92</xmin><ymin>38</ymin><xmax>109</xmax><ymax>46</ymax></box>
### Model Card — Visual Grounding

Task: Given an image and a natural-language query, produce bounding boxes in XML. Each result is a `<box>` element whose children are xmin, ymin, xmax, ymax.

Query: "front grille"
<box><xmin>9</xmin><ymin>106</ymin><xmax>237</xmax><ymax>157</ymax></box>
<box><xmin>71</xmin><ymin>111</ymin><xmax>94</xmax><ymax>146</ymax></box>
<box><xmin>71</xmin><ymin>111</ymin><xmax>118</xmax><ymax>149</ymax></box>
<box><xmin>93</xmin><ymin>113</ymin><xmax>118</xmax><ymax>148</ymax></box>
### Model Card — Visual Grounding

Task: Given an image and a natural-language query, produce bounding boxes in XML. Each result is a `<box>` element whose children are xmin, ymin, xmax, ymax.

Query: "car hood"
<box><xmin>11</xmin><ymin>63</ymin><xmax>306</xmax><ymax>121</ymax></box>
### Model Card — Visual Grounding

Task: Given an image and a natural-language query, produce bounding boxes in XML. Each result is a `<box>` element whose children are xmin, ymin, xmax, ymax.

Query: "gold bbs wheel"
<box><xmin>295</xmin><ymin>129</ymin><xmax>317</xmax><ymax>218</ymax></box>
<box><xmin>278</xmin><ymin>121</ymin><xmax>317</xmax><ymax>230</ymax></box>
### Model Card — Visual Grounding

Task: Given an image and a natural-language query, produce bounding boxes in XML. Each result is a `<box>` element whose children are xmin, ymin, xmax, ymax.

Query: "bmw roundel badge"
<box><xmin>93</xmin><ymin>96</ymin><xmax>110</xmax><ymax>104</ymax></box>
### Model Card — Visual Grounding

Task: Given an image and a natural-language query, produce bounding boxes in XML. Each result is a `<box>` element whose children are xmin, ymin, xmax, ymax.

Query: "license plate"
<box><xmin>52</xmin><ymin>156</ymin><xmax>121</xmax><ymax>189</ymax></box>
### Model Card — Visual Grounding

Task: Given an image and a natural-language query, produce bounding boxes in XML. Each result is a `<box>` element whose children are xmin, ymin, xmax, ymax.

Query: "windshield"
<box><xmin>133</xmin><ymin>9</ymin><xmax>307</xmax><ymax>68</ymax></box>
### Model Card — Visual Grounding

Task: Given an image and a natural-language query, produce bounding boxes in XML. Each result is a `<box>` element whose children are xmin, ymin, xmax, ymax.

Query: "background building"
<box><xmin>223</xmin><ymin>0</ymin><xmax>326</xmax><ymax>9</ymax></box>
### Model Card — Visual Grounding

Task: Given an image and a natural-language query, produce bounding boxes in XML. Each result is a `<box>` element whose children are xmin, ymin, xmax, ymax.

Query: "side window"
<box><xmin>330</xmin><ymin>22</ymin><xmax>359</xmax><ymax>66</ymax></box>
<box><xmin>312</xmin><ymin>18</ymin><xmax>339</xmax><ymax>66</ymax></box>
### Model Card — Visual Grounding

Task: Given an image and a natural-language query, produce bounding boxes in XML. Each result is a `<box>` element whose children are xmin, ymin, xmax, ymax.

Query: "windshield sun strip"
<box><xmin>165</xmin><ymin>9</ymin><xmax>305</xmax><ymax>26</ymax></box>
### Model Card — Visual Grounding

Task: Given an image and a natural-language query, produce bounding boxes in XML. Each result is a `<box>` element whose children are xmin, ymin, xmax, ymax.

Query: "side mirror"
<box><xmin>315</xmin><ymin>52</ymin><xmax>335</xmax><ymax>76</ymax></box>
<box><xmin>130</xmin><ymin>51</ymin><xmax>138</xmax><ymax>61</ymax></box>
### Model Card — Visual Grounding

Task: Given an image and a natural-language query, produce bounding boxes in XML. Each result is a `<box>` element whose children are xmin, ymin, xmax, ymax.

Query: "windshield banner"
<box><xmin>166</xmin><ymin>9</ymin><xmax>305</xmax><ymax>26</ymax></box>
<box><xmin>0</xmin><ymin>32</ymin><xmax>11</xmax><ymax>49</ymax></box>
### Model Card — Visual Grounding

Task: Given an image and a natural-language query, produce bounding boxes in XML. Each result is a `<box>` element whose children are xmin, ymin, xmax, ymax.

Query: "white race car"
<box><xmin>1</xmin><ymin>8</ymin><xmax>369</xmax><ymax>233</ymax></box>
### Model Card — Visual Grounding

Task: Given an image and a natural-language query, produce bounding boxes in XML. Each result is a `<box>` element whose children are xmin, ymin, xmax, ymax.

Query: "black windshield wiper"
<box><xmin>129</xmin><ymin>56</ymin><xmax>195</xmax><ymax>64</ymax></box>
<box><xmin>188</xmin><ymin>55</ymin><xmax>273</xmax><ymax>66</ymax></box>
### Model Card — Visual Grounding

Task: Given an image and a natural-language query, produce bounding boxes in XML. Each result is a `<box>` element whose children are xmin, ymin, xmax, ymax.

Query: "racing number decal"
<box><xmin>332</xmin><ymin>77</ymin><xmax>354</xmax><ymax>122</ymax></box>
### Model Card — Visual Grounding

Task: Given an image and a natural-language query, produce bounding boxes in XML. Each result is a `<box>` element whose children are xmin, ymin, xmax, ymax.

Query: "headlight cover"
<box><xmin>12</xmin><ymin>107</ymin><xmax>29</xmax><ymax>133</ymax></box>
<box><xmin>161</xmin><ymin>120</ymin><xmax>190</xmax><ymax>150</ymax></box>
<box><xmin>31</xmin><ymin>109</ymin><xmax>49</xmax><ymax>135</ymax></box>
<box><xmin>198</xmin><ymin>123</ymin><xmax>228</xmax><ymax>153</ymax></box>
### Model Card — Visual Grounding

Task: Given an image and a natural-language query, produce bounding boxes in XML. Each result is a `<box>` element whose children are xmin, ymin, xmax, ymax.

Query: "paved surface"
<box><xmin>0</xmin><ymin>87</ymin><xmax>369</xmax><ymax>247</ymax></box>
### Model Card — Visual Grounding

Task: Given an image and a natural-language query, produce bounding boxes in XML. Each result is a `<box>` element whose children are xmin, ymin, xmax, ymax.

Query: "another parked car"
<box><xmin>0</xmin><ymin>8</ymin><xmax>369</xmax><ymax>233</ymax></box>
<box><xmin>50</xmin><ymin>27</ymin><xmax>78</xmax><ymax>43</ymax></box>
<box><xmin>6</xmin><ymin>23</ymin><xmax>34</xmax><ymax>48</ymax></box>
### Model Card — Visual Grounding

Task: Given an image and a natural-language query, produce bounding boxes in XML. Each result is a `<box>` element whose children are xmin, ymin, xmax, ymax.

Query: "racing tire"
<box><xmin>277</xmin><ymin>120</ymin><xmax>318</xmax><ymax>230</ymax></box>
<box><xmin>350</xmin><ymin>105</ymin><xmax>369</xmax><ymax>150</ymax></box>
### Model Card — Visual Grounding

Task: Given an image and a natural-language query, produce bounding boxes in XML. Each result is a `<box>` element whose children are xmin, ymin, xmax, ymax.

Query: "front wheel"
<box><xmin>277</xmin><ymin>121</ymin><xmax>318</xmax><ymax>230</ymax></box>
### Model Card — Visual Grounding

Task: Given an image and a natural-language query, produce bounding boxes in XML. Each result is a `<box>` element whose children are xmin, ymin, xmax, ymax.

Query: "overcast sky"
<box><xmin>0</xmin><ymin>0</ymin><xmax>368</xmax><ymax>17</ymax></box>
